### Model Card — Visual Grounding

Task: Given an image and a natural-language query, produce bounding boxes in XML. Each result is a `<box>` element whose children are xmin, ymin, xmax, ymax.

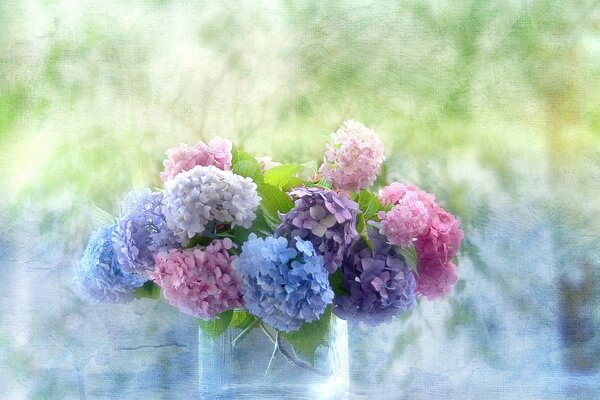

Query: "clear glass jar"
<box><xmin>198</xmin><ymin>314</ymin><xmax>349</xmax><ymax>399</ymax></box>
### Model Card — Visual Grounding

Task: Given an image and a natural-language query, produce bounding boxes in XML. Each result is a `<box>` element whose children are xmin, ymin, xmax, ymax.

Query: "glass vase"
<box><xmin>198</xmin><ymin>314</ymin><xmax>349</xmax><ymax>399</ymax></box>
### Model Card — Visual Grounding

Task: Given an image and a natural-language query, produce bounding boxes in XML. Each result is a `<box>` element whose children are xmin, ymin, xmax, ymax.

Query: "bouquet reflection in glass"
<box><xmin>75</xmin><ymin>120</ymin><xmax>463</xmax><ymax>399</ymax></box>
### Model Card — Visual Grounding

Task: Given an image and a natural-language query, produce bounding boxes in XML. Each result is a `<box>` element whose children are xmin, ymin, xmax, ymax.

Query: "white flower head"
<box><xmin>162</xmin><ymin>165</ymin><xmax>260</xmax><ymax>241</ymax></box>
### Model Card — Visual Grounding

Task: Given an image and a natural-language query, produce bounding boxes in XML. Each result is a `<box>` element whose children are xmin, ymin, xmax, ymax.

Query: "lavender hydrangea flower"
<box><xmin>162</xmin><ymin>165</ymin><xmax>260</xmax><ymax>242</ymax></box>
<box><xmin>333</xmin><ymin>228</ymin><xmax>416</xmax><ymax>323</ymax></box>
<box><xmin>76</xmin><ymin>225</ymin><xmax>146</xmax><ymax>303</ymax></box>
<box><xmin>233</xmin><ymin>234</ymin><xmax>334</xmax><ymax>332</ymax></box>
<box><xmin>276</xmin><ymin>187</ymin><xmax>359</xmax><ymax>273</ymax></box>
<box><xmin>113</xmin><ymin>189</ymin><xmax>179</xmax><ymax>275</ymax></box>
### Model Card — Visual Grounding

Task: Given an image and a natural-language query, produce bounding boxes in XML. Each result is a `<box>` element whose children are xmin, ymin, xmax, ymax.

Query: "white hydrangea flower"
<box><xmin>162</xmin><ymin>165</ymin><xmax>260</xmax><ymax>241</ymax></box>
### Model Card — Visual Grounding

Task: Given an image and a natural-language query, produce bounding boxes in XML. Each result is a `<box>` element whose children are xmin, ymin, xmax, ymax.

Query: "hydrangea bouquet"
<box><xmin>76</xmin><ymin>120</ymin><xmax>463</xmax><ymax>366</ymax></box>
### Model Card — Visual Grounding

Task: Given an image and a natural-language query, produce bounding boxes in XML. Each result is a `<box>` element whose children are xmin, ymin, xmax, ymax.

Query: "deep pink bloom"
<box><xmin>319</xmin><ymin>120</ymin><xmax>385</xmax><ymax>191</ymax></box>
<box><xmin>149</xmin><ymin>239</ymin><xmax>244</xmax><ymax>320</ymax></box>
<box><xmin>160</xmin><ymin>137</ymin><xmax>232</xmax><ymax>181</ymax></box>
<box><xmin>414</xmin><ymin>207</ymin><xmax>463</xmax><ymax>265</ymax></box>
<box><xmin>415</xmin><ymin>260</ymin><xmax>457</xmax><ymax>300</ymax></box>
<box><xmin>378</xmin><ymin>183</ymin><xmax>437</xmax><ymax>247</ymax></box>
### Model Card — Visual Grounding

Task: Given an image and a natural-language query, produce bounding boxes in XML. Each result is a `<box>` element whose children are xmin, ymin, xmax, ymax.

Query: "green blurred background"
<box><xmin>1</xmin><ymin>0</ymin><xmax>600</xmax><ymax>398</ymax></box>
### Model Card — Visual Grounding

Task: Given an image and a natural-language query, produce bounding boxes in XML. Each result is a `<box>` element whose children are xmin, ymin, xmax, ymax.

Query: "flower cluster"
<box><xmin>377</xmin><ymin>183</ymin><xmax>463</xmax><ymax>299</ymax></box>
<box><xmin>76</xmin><ymin>225</ymin><xmax>146</xmax><ymax>303</ymax></box>
<box><xmin>162</xmin><ymin>165</ymin><xmax>260</xmax><ymax>241</ymax></box>
<box><xmin>378</xmin><ymin>184</ymin><xmax>436</xmax><ymax>248</ymax></box>
<box><xmin>79</xmin><ymin>119</ymin><xmax>464</xmax><ymax>351</ymax></box>
<box><xmin>233</xmin><ymin>234</ymin><xmax>333</xmax><ymax>332</ymax></box>
<box><xmin>319</xmin><ymin>120</ymin><xmax>385</xmax><ymax>191</ymax></box>
<box><xmin>113</xmin><ymin>189</ymin><xmax>179</xmax><ymax>275</ymax></box>
<box><xmin>161</xmin><ymin>137</ymin><xmax>233</xmax><ymax>181</ymax></box>
<box><xmin>333</xmin><ymin>228</ymin><xmax>416</xmax><ymax>323</ymax></box>
<box><xmin>414</xmin><ymin>208</ymin><xmax>463</xmax><ymax>299</ymax></box>
<box><xmin>149</xmin><ymin>239</ymin><xmax>244</xmax><ymax>319</ymax></box>
<box><xmin>276</xmin><ymin>187</ymin><xmax>359</xmax><ymax>273</ymax></box>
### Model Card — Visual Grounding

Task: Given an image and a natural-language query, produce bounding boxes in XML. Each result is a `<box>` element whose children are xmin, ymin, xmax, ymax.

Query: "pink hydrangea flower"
<box><xmin>414</xmin><ymin>207</ymin><xmax>463</xmax><ymax>265</ymax></box>
<box><xmin>160</xmin><ymin>137</ymin><xmax>232</xmax><ymax>181</ymax></box>
<box><xmin>319</xmin><ymin>120</ymin><xmax>385</xmax><ymax>191</ymax></box>
<box><xmin>149</xmin><ymin>239</ymin><xmax>244</xmax><ymax>320</ymax></box>
<box><xmin>378</xmin><ymin>183</ymin><xmax>437</xmax><ymax>248</ymax></box>
<box><xmin>415</xmin><ymin>260</ymin><xmax>457</xmax><ymax>300</ymax></box>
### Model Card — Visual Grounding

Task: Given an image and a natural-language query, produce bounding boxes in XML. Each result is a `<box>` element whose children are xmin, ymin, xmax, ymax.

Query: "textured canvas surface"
<box><xmin>1</xmin><ymin>1</ymin><xmax>599</xmax><ymax>399</ymax></box>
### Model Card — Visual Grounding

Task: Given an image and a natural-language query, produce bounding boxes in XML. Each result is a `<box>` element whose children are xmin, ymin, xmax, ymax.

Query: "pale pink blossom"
<box><xmin>378</xmin><ymin>184</ymin><xmax>437</xmax><ymax>247</ymax></box>
<box><xmin>319</xmin><ymin>120</ymin><xmax>385</xmax><ymax>191</ymax></box>
<box><xmin>149</xmin><ymin>239</ymin><xmax>244</xmax><ymax>320</ymax></box>
<box><xmin>255</xmin><ymin>156</ymin><xmax>282</xmax><ymax>173</ymax></box>
<box><xmin>161</xmin><ymin>137</ymin><xmax>232</xmax><ymax>181</ymax></box>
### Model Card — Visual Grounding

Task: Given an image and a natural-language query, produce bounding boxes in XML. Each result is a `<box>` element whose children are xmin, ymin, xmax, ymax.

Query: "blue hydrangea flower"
<box><xmin>113</xmin><ymin>189</ymin><xmax>179</xmax><ymax>274</ymax></box>
<box><xmin>233</xmin><ymin>234</ymin><xmax>334</xmax><ymax>332</ymax></box>
<box><xmin>76</xmin><ymin>225</ymin><xmax>146</xmax><ymax>303</ymax></box>
<box><xmin>333</xmin><ymin>227</ymin><xmax>416</xmax><ymax>323</ymax></box>
<box><xmin>276</xmin><ymin>187</ymin><xmax>359</xmax><ymax>273</ymax></box>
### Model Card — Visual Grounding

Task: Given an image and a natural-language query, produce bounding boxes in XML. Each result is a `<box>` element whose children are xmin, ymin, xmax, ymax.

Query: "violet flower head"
<box><xmin>161</xmin><ymin>137</ymin><xmax>233</xmax><ymax>181</ymax></box>
<box><xmin>76</xmin><ymin>224</ymin><xmax>146</xmax><ymax>303</ymax></box>
<box><xmin>149</xmin><ymin>239</ymin><xmax>244</xmax><ymax>320</ymax></box>
<box><xmin>276</xmin><ymin>187</ymin><xmax>360</xmax><ymax>273</ymax></box>
<box><xmin>232</xmin><ymin>234</ymin><xmax>333</xmax><ymax>332</ymax></box>
<box><xmin>113</xmin><ymin>189</ymin><xmax>180</xmax><ymax>275</ymax></box>
<box><xmin>333</xmin><ymin>228</ymin><xmax>416</xmax><ymax>323</ymax></box>
<box><xmin>319</xmin><ymin>120</ymin><xmax>385</xmax><ymax>191</ymax></box>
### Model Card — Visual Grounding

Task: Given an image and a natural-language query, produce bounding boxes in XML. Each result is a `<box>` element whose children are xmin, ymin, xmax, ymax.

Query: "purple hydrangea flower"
<box><xmin>276</xmin><ymin>187</ymin><xmax>359</xmax><ymax>273</ymax></box>
<box><xmin>113</xmin><ymin>189</ymin><xmax>180</xmax><ymax>275</ymax></box>
<box><xmin>333</xmin><ymin>228</ymin><xmax>416</xmax><ymax>323</ymax></box>
<box><xmin>232</xmin><ymin>234</ymin><xmax>333</xmax><ymax>332</ymax></box>
<box><xmin>76</xmin><ymin>225</ymin><xmax>146</xmax><ymax>303</ymax></box>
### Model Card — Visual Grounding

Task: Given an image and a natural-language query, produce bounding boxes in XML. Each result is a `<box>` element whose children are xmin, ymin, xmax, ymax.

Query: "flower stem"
<box><xmin>258</xmin><ymin>322</ymin><xmax>328</xmax><ymax>377</ymax></box>
<box><xmin>232</xmin><ymin>318</ymin><xmax>260</xmax><ymax>348</ymax></box>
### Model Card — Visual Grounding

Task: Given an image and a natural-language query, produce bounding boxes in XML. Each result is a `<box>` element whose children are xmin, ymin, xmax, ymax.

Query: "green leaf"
<box><xmin>256</xmin><ymin>182</ymin><xmax>294</xmax><ymax>229</ymax></box>
<box><xmin>184</xmin><ymin>235</ymin><xmax>214</xmax><ymax>248</ymax></box>
<box><xmin>198</xmin><ymin>309</ymin><xmax>233</xmax><ymax>340</ymax></box>
<box><xmin>230</xmin><ymin>311</ymin><xmax>256</xmax><ymax>330</ymax></box>
<box><xmin>281</xmin><ymin>306</ymin><xmax>332</xmax><ymax>362</ymax></box>
<box><xmin>398</xmin><ymin>246</ymin><xmax>418</xmax><ymax>273</ymax></box>
<box><xmin>134</xmin><ymin>281</ymin><xmax>161</xmax><ymax>300</ymax></box>
<box><xmin>92</xmin><ymin>202</ymin><xmax>115</xmax><ymax>230</ymax></box>
<box><xmin>328</xmin><ymin>270</ymin><xmax>348</xmax><ymax>297</ymax></box>
<box><xmin>356</xmin><ymin>214</ymin><xmax>372</xmax><ymax>251</ymax></box>
<box><xmin>264</xmin><ymin>164</ymin><xmax>303</xmax><ymax>189</ymax></box>
<box><xmin>233</xmin><ymin>159</ymin><xmax>264</xmax><ymax>182</ymax></box>
<box><xmin>301</xmin><ymin>160</ymin><xmax>318</xmax><ymax>174</ymax></box>
<box><xmin>356</xmin><ymin>190</ymin><xmax>386</xmax><ymax>221</ymax></box>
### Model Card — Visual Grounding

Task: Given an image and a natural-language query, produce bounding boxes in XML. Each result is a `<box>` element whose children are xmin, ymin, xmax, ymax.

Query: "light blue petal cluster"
<box><xmin>233</xmin><ymin>233</ymin><xmax>333</xmax><ymax>332</ymax></box>
<box><xmin>76</xmin><ymin>225</ymin><xmax>146</xmax><ymax>303</ymax></box>
<box><xmin>113</xmin><ymin>189</ymin><xmax>179</xmax><ymax>274</ymax></box>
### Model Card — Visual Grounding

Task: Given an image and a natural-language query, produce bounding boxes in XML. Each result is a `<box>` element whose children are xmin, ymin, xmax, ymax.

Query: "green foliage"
<box><xmin>230</xmin><ymin>311</ymin><xmax>257</xmax><ymax>330</ymax></box>
<box><xmin>256</xmin><ymin>182</ymin><xmax>294</xmax><ymax>230</ymax></box>
<box><xmin>281</xmin><ymin>306</ymin><xmax>332</xmax><ymax>362</ymax></box>
<box><xmin>328</xmin><ymin>270</ymin><xmax>348</xmax><ymax>297</ymax></box>
<box><xmin>233</xmin><ymin>160</ymin><xmax>263</xmax><ymax>183</ymax></box>
<box><xmin>355</xmin><ymin>190</ymin><xmax>388</xmax><ymax>222</ymax></box>
<box><xmin>134</xmin><ymin>281</ymin><xmax>161</xmax><ymax>300</ymax></box>
<box><xmin>92</xmin><ymin>202</ymin><xmax>115</xmax><ymax>230</ymax></box>
<box><xmin>398</xmin><ymin>246</ymin><xmax>418</xmax><ymax>273</ymax></box>
<box><xmin>264</xmin><ymin>164</ymin><xmax>304</xmax><ymax>190</ymax></box>
<box><xmin>198</xmin><ymin>310</ymin><xmax>233</xmax><ymax>340</ymax></box>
